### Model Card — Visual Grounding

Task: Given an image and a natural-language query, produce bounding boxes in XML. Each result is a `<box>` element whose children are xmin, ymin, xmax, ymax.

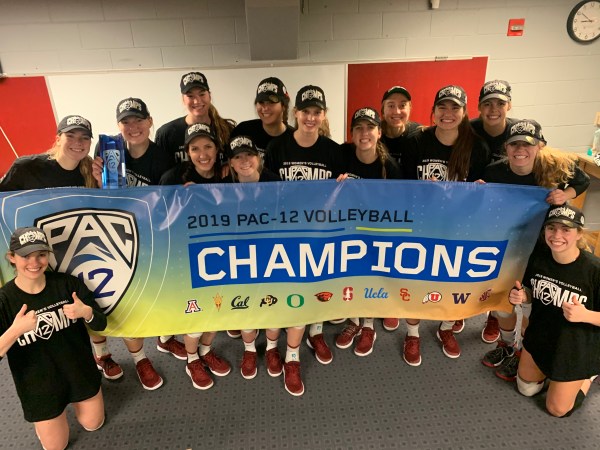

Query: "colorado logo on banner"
<box><xmin>0</xmin><ymin>180</ymin><xmax>549</xmax><ymax>337</ymax></box>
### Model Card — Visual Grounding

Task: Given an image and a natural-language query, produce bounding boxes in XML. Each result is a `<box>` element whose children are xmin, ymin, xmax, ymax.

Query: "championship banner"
<box><xmin>0</xmin><ymin>181</ymin><xmax>549</xmax><ymax>337</ymax></box>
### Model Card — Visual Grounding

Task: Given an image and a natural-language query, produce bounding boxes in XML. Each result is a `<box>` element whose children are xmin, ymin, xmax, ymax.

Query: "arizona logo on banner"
<box><xmin>0</xmin><ymin>180</ymin><xmax>549</xmax><ymax>337</ymax></box>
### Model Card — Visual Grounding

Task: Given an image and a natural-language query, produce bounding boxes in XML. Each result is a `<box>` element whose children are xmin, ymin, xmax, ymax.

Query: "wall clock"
<box><xmin>567</xmin><ymin>0</ymin><xmax>600</xmax><ymax>43</ymax></box>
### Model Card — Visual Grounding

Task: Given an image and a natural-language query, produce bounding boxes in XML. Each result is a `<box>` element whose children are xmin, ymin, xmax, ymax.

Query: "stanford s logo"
<box><xmin>34</xmin><ymin>209</ymin><xmax>139</xmax><ymax>316</ymax></box>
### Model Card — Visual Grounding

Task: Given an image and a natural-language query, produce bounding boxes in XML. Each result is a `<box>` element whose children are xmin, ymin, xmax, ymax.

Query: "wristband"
<box><xmin>85</xmin><ymin>313</ymin><xmax>94</xmax><ymax>324</ymax></box>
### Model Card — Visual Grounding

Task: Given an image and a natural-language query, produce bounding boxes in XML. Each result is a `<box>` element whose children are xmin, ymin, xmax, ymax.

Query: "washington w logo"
<box><xmin>34</xmin><ymin>209</ymin><xmax>139</xmax><ymax>315</ymax></box>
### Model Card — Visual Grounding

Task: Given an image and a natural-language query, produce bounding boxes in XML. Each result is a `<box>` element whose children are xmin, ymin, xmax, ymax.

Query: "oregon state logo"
<box><xmin>315</xmin><ymin>291</ymin><xmax>333</xmax><ymax>302</ymax></box>
<box><xmin>34</xmin><ymin>209</ymin><xmax>139</xmax><ymax>316</ymax></box>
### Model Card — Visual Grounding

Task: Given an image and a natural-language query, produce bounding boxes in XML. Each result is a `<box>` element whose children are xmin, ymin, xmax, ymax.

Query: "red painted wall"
<box><xmin>0</xmin><ymin>76</ymin><xmax>56</xmax><ymax>177</ymax></box>
<box><xmin>346</xmin><ymin>57</ymin><xmax>488</xmax><ymax>141</ymax></box>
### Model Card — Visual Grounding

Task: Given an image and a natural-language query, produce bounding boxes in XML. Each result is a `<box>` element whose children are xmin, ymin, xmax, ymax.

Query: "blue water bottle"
<box><xmin>99</xmin><ymin>134</ymin><xmax>126</xmax><ymax>189</ymax></box>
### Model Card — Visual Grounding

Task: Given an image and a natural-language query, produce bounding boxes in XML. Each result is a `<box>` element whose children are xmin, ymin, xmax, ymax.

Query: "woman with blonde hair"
<box><xmin>480</xmin><ymin>119</ymin><xmax>590</xmax><ymax>382</ymax></box>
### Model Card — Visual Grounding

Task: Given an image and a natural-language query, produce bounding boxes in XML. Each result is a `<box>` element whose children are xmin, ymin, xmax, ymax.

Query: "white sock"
<box><xmin>266</xmin><ymin>337</ymin><xmax>278</xmax><ymax>351</ymax></box>
<box><xmin>92</xmin><ymin>339</ymin><xmax>108</xmax><ymax>357</ymax></box>
<box><xmin>159</xmin><ymin>335</ymin><xmax>172</xmax><ymax>344</ymax></box>
<box><xmin>440</xmin><ymin>321</ymin><xmax>453</xmax><ymax>331</ymax></box>
<box><xmin>348</xmin><ymin>318</ymin><xmax>360</xmax><ymax>326</ymax></box>
<box><xmin>285</xmin><ymin>345</ymin><xmax>300</xmax><ymax>363</ymax></box>
<box><xmin>130</xmin><ymin>348</ymin><xmax>146</xmax><ymax>364</ymax></box>
<box><xmin>199</xmin><ymin>344</ymin><xmax>211</xmax><ymax>356</ymax></box>
<box><xmin>500</xmin><ymin>328</ymin><xmax>514</xmax><ymax>345</ymax></box>
<box><xmin>407</xmin><ymin>323</ymin><xmax>420</xmax><ymax>337</ymax></box>
<box><xmin>309</xmin><ymin>323</ymin><xmax>323</xmax><ymax>337</ymax></box>
<box><xmin>243</xmin><ymin>339</ymin><xmax>256</xmax><ymax>352</ymax></box>
<box><xmin>362</xmin><ymin>318</ymin><xmax>374</xmax><ymax>329</ymax></box>
<box><xmin>187</xmin><ymin>351</ymin><xmax>199</xmax><ymax>363</ymax></box>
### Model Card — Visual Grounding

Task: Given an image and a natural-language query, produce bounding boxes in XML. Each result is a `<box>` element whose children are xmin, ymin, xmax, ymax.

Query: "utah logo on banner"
<box><xmin>34</xmin><ymin>209</ymin><xmax>139</xmax><ymax>315</ymax></box>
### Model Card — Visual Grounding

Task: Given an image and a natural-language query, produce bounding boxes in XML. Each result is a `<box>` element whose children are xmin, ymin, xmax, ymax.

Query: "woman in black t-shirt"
<box><xmin>334</xmin><ymin>107</ymin><xmax>401</xmax><ymax>358</ymax></box>
<box><xmin>0</xmin><ymin>227</ymin><xmax>107</xmax><ymax>449</ymax></box>
<box><xmin>230</xmin><ymin>77</ymin><xmax>294</xmax><ymax>158</ymax></box>
<box><xmin>509</xmin><ymin>205</ymin><xmax>600</xmax><ymax>417</ymax></box>
<box><xmin>92</xmin><ymin>98</ymin><xmax>181</xmax><ymax>391</ymax></box>
<box><xmin>480</xmin><ymin>119</ymin><xmax>590</xmax><ymax>382</ymax></box>
<box><xmin>402</xmin><ymin>85</ymin><xmax>491</xmax><ymax>366</ymax></box>
<box><xmin>160</xmin><ymin>123</ymin><xmax>232</xmax><ymax>390</ymax></box>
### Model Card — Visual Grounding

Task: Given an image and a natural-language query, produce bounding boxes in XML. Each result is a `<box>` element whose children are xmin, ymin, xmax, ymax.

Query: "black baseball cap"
<box><xmin>184</xmin><ymin>123</ymin><xmax>216</xmax><ymax>146</ymax></box>
<box><xmin>434</xmin><ymin>85</ymin><xmax>467</xmax><ymax>107</ymax></box>
<box><xmin>506</xmin><ymin>119</ymin><xmax>546</xmax><ymax>146</ymax></box>
<box><xmin>295</xmin><ymin>85</ymin><xmax>326</xmax><ymax>110</ymax></box>
<box><xmin>57</xmin><ymin>115</ymin><xmax>93</xmax><ymax>138</ymax></box>
<box><xmin>255</xmin><ymin>77</ymin><xmax>289</xmax><ymax>103</ymax></box>
<box><xmin>351</xmin><ymin>107</ymin><xmax>381</xmax><ymax>127</ymax></box>
<box><xmin>544</xmin><ymin>205</ymin><xmax>584</xmax><ymax>228</ymax></box>
<box><xmin>479</xmin><ymin>80</ymin><xmax>512</xmax><ymax>104</ymax></box>
<box><xmin>116</xmin><ymin>97</ymin><xmax>150</xmax><ymax>122</ymax></box>
<box><xmin>10</xmin><ymin>227</ymin><xmax>53</xmax><ymax>257</ymax></box>
<box><xmin>382</xmin><ymin>86</ymin><xmax>412</xmax><ymax>102</ymax></box>
<box><xmin>228</xmin><ymin>135</ymin><xmax>259</xmax><ymax>158</ymax></box>
<box><xmin>180</xmin><ymin>72</ymin><xmax>210</xmax><ymax>94</ymax></box>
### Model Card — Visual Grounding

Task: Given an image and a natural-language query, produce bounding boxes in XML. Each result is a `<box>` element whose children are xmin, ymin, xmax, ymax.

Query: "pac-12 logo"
<box><xmin>422</xmin><ymin>291</ymin><xmax>442</xmax><ymax>304</ymax></box>
<box><xmin>34</xmin><ymin>209</ymin><xmax>139</xmax><ymax>316</ymax></box>
<box><xmin>342</xmin><ymin>287</ymin><xmax>353</xmax><ymax>301</ymax></box>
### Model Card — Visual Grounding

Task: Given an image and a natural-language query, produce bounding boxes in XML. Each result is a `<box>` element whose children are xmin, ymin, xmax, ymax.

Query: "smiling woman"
<box><xmin>0</xmin><ymin>115</ymin><xmax>96</xmax><ymax>191</ymax></box>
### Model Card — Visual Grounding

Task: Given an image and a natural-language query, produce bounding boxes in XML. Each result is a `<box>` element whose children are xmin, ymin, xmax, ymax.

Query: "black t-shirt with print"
<box><xmin>0</xmin><ymin>155</ymin><xmax>86</xmax><ymax>191</ymax></box>
<box><xmin>522</xmin><ymin>245</ymin><xmax>600</xmax><ymax>381</ymax></box>
<box><xmin>265</xmin><ymin>132</ymin><xmax>344</xmax><ymax>180</ymax></box>
<box><xmin>0</xmin><ymin>272</ymin><xmax>107</xmax><ymax>422</ymax></box>
<box><xmin>155</xmin><ymin>116</ymin><xmax>189</xmax><ymax>165</ymax></box>
<box><xmin>402</xmin><ymin>126</ymin><xmax>491</xmax><ymax>182</ymax></box>
<box><xmin>159</xmin><ymin>162</ymin><xmax>222</xmax><ymax>185</ymax></box>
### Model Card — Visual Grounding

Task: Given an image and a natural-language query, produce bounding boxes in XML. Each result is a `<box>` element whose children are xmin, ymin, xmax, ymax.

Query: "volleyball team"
<box><xmin>1</xmin><ymin>72</ymin><xmax>599</xmax><ymax>449</ymax></box>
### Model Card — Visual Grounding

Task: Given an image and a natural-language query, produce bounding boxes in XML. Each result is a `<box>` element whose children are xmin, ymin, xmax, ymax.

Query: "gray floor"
<box><xmin>1</xmin><ymin>316</ymin><xmax>599</xmax><ymax>450</ymax></box>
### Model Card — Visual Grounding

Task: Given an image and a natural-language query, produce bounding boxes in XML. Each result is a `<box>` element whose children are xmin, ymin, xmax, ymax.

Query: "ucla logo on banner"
<box><xmin>365</xmin><ymin>287</ymin><xmax>388</xmax><ymax>299</ymax></box>
<box><xmin>34</xmin><ymin>209</ymin><xmax>139</xmax><ymax>316</ymax></box>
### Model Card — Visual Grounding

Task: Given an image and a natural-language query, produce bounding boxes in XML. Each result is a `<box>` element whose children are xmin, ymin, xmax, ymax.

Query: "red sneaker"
<box><xmin>482</xmin><ymin>314</ymin><xmax>500</xmax><ymax>343</ymax></box>
<box><xmin>156</xmin><ymin>336</ymin><xmax>187</xmax><ymax>360</ymax></box>
<box><xmin>135</xmin><ymin>358</ymin><xmax>163</xmax><ymax>390</ymax></box>
<box><xmin>186</xmin><ymin>359</ymin><xmax>214</xmax><ymax>390</ymax></box>
<box><xmin>354</xmin><ymin>328</ymin><xmax>376</xmax><ymax>356</ymax></box>
<box><xmin>283</xmin><ymin>361</ymin><xmax>304</xmax><ymax>396</ymax></box>
<box><xmin>240</xmin><ymin>351</ymin><xmax>258</xmax><ymax>379</ymax></box>
<box><xmin>335</xmin><ymin>323</ymin><xmax>362</xmax><ymax>349</ymax></box>
<box><xmin>201</xmin><ymin>350</ymin><xmax>231</xmax><ymax>376</ymax></box>
<box><xmin>403</xmin><ymin>335</ymin><xmax>422</xmax><ymax>366</ymax></box>
<box><xmin>306</xmin><ymin>334</ymin><xmax>333</xmax><ymax>364</ymax></box>
<box><xmin>265</xmin><ymin>348</ymin><xmax>283</xmax><ymax>377</ymax></box>
<box><xmin>437</xmin><ymin>327</ymin><xmax>461</xmax><ymax>358</ymax></box>
<box><xmin>383</xmin><ymin>318</ymin><xmax>400</xmax><ymax>331</ymax></box>
<box><xmin>95</xmin><ymin>354</ymin><xmax>124</xmax><ymax>380</ymax></box>
<box><xmin>452</xmin><ymin>320</ymin><xmax>465</xmax><ymax>334</ymax></box>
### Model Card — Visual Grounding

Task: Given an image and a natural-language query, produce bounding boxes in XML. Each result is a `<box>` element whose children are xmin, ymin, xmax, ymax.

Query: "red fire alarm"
<box><xmin>507</xmin><ymin>18</ymin><xmax>525</xmax><ymax>36</ymax></box>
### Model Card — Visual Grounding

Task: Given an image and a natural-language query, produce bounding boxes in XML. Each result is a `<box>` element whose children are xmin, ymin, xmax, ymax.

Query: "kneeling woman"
<box><xmin>0</xmin><ymin>227</ymin><xmax>107</xmax><ymax>450</ymax></box>
<box><xmin>509</xmin><ymin>205</ymin><xmax>600</xmax><ymax>417</ymax></box>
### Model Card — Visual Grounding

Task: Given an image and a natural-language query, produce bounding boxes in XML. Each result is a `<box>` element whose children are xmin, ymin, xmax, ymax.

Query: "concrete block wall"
<box><xmin>0</xmin><ymin>0</ymin><xmax>599</xmax><ymax>151</ymax></box>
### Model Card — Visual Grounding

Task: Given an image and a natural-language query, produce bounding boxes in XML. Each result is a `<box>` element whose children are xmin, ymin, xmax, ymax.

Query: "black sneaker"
<box><xmin>495</xmin><ymin>350</ymin><xmax>521</xmax><ymax>381</ymax></box>
<box><xmin>482</xmin><ymin>341</ymin><xmax>513</xmax><ymax>368</ymax></box>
